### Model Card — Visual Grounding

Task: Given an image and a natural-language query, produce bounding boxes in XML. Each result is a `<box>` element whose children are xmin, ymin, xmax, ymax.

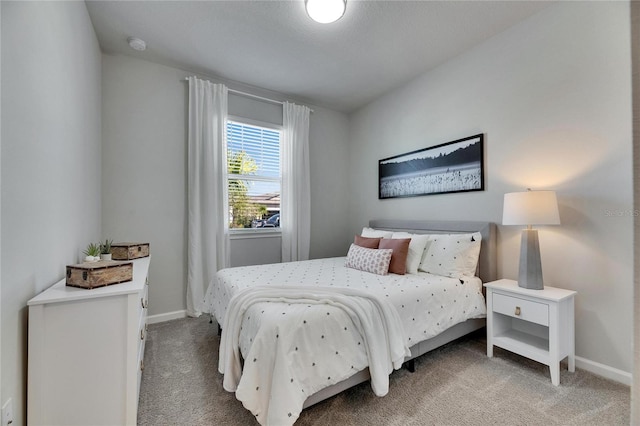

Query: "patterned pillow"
<box><xmin>354</xmin><ymin>235</ymin><xmax>382</xmax><ymax>249</ymax></box>
<box><xmin>345</xmin><ymin>244</ymin><xmax>393</xmax><ymax>275</ymax></box>
<box><xmin>419</xmin><ymin>232</ymin><xmax>482</xmax><ymax>278</ymax></box>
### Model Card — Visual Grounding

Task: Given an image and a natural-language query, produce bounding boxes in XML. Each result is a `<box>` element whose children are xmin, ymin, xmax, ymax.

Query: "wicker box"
<box><xmin>66</xmin><ymin>261</ymin><xmax>133</xmax><ymax>289</ymax></box>
<box><xmin>110</xmin><ymin>242</ymin><xmax>150</xmax><ymax>260</ymax></box>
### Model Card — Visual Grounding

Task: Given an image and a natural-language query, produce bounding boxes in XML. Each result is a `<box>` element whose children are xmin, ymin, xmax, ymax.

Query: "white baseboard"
<box><xmin>147</xmin><ymin>310</ymin><xmax>187</xmax><ymax>324</ymax></box>
<box><xmin>575</xmin><ymin>356</ymin><xmax>632</xmax><ymax>386</ymax></box>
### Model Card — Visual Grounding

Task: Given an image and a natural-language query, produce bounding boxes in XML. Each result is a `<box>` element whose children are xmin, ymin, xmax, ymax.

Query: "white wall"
<box><xmin>308</xmin><ymin>106</ymin><xmax>351</xmax><ymax>259</ymax></box>
<box><xmin>1</xmin><ymin>2</ymin><xmax>102</xmax><ymax>424</ymax></box>
<box><xmin>0</xmin><ymin>0</ymin><xmax>4</xmax><ymax>413</ymax></box>
<box><xmin>101</xmin><ymin>54</ymin><xmax>187</xmax><ymax>317</ymax></box>
<box><xmin>632</xmin><ymin>0</ymin><xmax>640</xmax><ymax>420</ymax></box>
<box><xmin>101</xmin><ymin>54</ymin><xmax>350</xmax><ymax>317</ymax></box>
<box><xmin>349</xmin><ymin>2</ymin><xmax>633</xmax><ymax>376</ymax></box>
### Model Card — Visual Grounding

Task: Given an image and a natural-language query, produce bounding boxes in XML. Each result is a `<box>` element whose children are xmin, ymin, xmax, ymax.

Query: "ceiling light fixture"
<box><xmin>127</xmin><ymin>37</ymin><xmax>147</xmax><ymax>51</ymax></box>
<box><xmin>305</xmin><ymin>0</ymin><xmax>346</xmax><ymax>24</ymax></box>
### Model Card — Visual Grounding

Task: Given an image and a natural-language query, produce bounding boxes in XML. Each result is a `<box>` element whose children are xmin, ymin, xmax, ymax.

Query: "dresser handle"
<box><xmin>141</xmin><ymin>298</ymin><xmax>144</xmax><ymax>308</ymax></box>
<box><xmin>140</xmin><ymin>360</ymin><xmax>144</xmax><ymax>371</ymax></box>
<box><xmin>515</xmin><ymin>306</ymin><xmax>521</xmax><ymax>316</ymax></box>
<box><xmin>141</xmin><ymin>329</ymin><xmax>145</xmax><ymax>340</ymax></box>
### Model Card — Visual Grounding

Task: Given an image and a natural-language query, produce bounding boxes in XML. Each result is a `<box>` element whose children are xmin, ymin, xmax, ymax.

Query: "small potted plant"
<box><xmin>100</xmin><ymin>239</ymin><xmax>113</xmax><ymax>261</ymax></box>
<box><xmin>83</xmin><ymin>242</ymin><xmax>101</xmax><ymax>262</ymax></box>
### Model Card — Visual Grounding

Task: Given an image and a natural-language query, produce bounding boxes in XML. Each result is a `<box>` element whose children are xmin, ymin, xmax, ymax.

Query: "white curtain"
<box><xmin>186</xmin><ymin>76</ymin><xmax>229</xmax><ymax>317</ymax></box>
<box><xmin>281</xmin><ymin>102</ymin><xmax>311</xmax><ymax>262</ymax></box>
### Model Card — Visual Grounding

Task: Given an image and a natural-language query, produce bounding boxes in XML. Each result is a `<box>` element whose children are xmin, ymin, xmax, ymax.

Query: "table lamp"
<box><xmin>502</xmin><ymin>189</ymin><xmax>560</xmax><ymax>290</ymax></box>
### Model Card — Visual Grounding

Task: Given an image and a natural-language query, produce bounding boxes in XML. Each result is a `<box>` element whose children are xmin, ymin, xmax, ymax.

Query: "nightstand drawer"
<box><xmin>493</xmin><ymin>293</ymin><xmax>549</xmax><ymax>326</ymax></box>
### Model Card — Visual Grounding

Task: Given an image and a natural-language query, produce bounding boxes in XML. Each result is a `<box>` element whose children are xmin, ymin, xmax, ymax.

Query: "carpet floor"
<box><xmin>137</xmin><ymin>316</ymin><xmax>630</xmax><ymax>425</ymax></box>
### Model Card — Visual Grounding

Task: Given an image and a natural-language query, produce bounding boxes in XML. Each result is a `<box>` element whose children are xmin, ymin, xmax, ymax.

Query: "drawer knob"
<box><xmin>515</xmin><ymin>306</ymin><xmax>521</xmax><ymax>316</ymax></box>
<box><xmin>140</xmin><ymin>298</ymin><xmax>144</xmax><ymax>308</ymax></box>
<box><xmin>141</xmin><ymin>329</ymin><xmax>145</xmax><ymax>340</ymax></box>
<box><xmin>140</xmin><ymin>360</ymin><xmax>144</xmax><ymax>371</ymax></box>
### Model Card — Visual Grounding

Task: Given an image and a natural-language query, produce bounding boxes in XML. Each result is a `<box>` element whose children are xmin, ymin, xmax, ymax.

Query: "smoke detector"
<box><xmin>127</xmin><ymin>37</ymin><xmax>147</xmax><ymax>51</ymax></box>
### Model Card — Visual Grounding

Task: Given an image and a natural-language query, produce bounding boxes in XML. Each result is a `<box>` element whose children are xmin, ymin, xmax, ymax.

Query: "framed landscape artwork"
<box><xmin>379</xmin><ymin>134</ymin><xmax>484</xmax><ymax>199</ymax></box>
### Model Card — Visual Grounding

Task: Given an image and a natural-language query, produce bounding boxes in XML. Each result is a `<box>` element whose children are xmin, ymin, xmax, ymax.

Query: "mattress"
<box><xmin>206</xmin><ymin>256</ymin><xmax>486</xmax><ymax>345</ymax></box>
<box><xmin>205</xmin><ymin>256</ymin><xmax>486</xmax><ymax>425</ymax></box>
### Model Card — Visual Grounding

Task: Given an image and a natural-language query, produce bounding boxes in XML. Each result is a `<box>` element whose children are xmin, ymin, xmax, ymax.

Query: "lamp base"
<box><xmin>518</xmin><ymin>229</ymin><xmax>544</xmax><ymax>290</ymax></box>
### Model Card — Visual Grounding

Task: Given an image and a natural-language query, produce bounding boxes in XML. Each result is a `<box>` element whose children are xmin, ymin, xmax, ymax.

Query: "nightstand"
<box><xmin>484</xmin><ymin>279</ymin><xmax>576</xmax><ymax>386</ymax></box>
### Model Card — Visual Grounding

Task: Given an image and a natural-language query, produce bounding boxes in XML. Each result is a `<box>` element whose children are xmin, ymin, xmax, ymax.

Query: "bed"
<box><xmin>204</xmin><ymin>219</ymin><xmax>496</xmax><ymax>425</ymax></box>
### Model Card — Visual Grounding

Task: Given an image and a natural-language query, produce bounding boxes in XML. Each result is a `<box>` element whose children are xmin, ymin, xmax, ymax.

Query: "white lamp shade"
<box><xmin>503</xmin><ymin>190</ymin><xmax>560</xmax><ymax>226</ymax></box>
<box><xmin>305</xmin><ymin>0</ymin><xmax>346</xmax><ymax>24</ymax></box>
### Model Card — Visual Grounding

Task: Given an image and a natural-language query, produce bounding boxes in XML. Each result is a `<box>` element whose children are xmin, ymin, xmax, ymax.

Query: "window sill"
<box><xmin>229</xmin><ymin>228</ymin><xmax>282</xmax><ymax>240</ymax></box>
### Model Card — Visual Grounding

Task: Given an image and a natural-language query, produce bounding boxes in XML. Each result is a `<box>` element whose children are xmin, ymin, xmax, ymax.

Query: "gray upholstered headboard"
<box><xmin>368</xmin><ymin>219</ymin><xmax>497</xmax><ymax>283</ymax></box>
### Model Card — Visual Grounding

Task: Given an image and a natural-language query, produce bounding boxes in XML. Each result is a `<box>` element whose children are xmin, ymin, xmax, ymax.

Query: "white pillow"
<box><xmin>361</xmin><ymin>227</ymin><xmax>394</xmax><ymax>239</ymax></box>
<box><xmin>419</xmin><ymin>232</ymin><xmax>481</xmax><ymax>278</ymax></box>
<box><xmin>345</xmin><ymin>244</ymin><xmax>393</xmax><ymax>276</ymax></box>
<box><xmin>391</xmin><ymin>232</ymin><xmax>430</xmax><ymax>274</ymax></box>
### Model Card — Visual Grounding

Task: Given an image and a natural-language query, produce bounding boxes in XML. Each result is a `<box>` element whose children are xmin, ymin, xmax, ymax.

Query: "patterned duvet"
<box><xmin>204</xmin><ymin>257</ymin><xmax>486</xmax><ymax>425</ymax></box>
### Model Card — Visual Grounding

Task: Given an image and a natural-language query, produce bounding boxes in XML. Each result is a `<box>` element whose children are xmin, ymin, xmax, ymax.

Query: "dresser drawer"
<box><xmin>138</xmin><ymin>284</ymin><xmax>149</xmax><ymax>317</ymax></box>
<box><xmin>493</xmin><ymin>292</ymin><xmax>549</xmax><ymax>326</ymax></box>
<box><xmin>138</xmin><ymin>315</ymin><xmax>147</xmax><ymax>347</ymax></box>
<box><xmin>137</xmin><ymin>321</ymin><xmax>147</xmax><ymax>368</ymax></box>
<box><xmin>137</xmin><ymin>348</ymin><xmax>145</xmax><ymax>401</ymax></box>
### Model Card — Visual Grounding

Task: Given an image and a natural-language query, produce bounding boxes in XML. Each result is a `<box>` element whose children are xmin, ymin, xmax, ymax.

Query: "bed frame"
<box><xmin>302</xmin><ymin>219</ymin><xmax>496</xmax><ymax>408</ymax></box>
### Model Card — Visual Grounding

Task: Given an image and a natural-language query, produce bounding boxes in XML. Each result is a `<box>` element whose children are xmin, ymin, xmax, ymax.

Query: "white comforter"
<box><xmin>219</xmin><ymin>286</ymin><xmax>411</xmax><ymax>426</ymax></box>
<box><xmin>204</xmin><ymin>257</ymin><xmax>486</xmax><ymax>425</ymax></box>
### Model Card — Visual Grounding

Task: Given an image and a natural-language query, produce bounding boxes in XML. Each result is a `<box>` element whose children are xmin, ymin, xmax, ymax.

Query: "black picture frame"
<box><xmin>379</xmin><ymin>134</ymin><xmax>484</xmax><ymax>199</ymax></box>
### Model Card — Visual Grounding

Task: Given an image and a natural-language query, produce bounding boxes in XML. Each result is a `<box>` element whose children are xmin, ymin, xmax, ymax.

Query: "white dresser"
<box><xmin>27</xmin><ymin>257</ymin><xmax>150</xmax><ymax>425</ymax></box>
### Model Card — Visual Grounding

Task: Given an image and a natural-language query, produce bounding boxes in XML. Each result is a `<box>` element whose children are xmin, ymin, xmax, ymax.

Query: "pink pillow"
<box><xmin>354</xmin><ymin>235</ymin><xmax>382</xmax><ymax>249</ymax></box>
<box><xmin>379</xmin><ymin>238</ymin><xmax>411</xmax><ymax>275</ymax></box>
<box><xmin>345</xmin><ymin>244</ymin><xmax>393</xmax><ymax>276</ymax></box>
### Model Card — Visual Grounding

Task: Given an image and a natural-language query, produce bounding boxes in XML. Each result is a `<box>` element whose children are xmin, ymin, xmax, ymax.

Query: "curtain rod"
<box><xmin>182</xmin><ymin>77</ymin><xmax>313</xmax><ymax>112</ymax></box>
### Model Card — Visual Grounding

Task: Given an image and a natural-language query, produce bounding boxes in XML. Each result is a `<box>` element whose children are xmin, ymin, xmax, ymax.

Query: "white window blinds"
<box><xmin>227</xmin><ymin>120</ymin><xmax>281</xmax><ymax>229</ymax></box>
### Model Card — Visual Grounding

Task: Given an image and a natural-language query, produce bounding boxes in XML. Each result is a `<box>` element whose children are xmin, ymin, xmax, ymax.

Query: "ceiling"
<box><xmin>86</xmin><ymin>0</ymin><xmax>551</xmax><ymax>113</ymax></box>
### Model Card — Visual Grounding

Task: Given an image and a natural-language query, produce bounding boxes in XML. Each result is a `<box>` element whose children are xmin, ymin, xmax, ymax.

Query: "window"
<box><xmin>226</xmin><ymin>119</ymin><xmax>281</xmax><ymax>229</ymax></box>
